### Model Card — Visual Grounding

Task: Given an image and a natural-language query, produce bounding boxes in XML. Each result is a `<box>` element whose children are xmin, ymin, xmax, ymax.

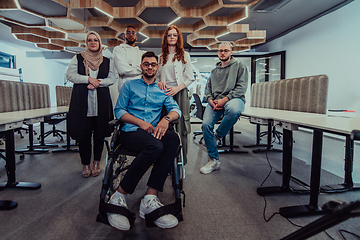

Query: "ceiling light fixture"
<box><xmin>94</xmin><ymin>7</ymin><xmax>113</xmax><ymax>18</ymax></box>
<box><xmin>236</xmin><ymin>49</ymin><xmax>250</xmax><ymax>53</ymax></box>
<box><xmin>64</xmin><ymin>48</ymin><xmax>77</xmax><ymax>54</ymax></box>
<box><xmin>192</xmin><ymin>45</ymin><xmax>208</xmax><ymax>48</ymax></box>
<box><xmin>167</xmin><ymin>16</ymin><xmax>181</xmax><ymax>26</ymax></box>
<box><xmin>247</xmin><ymin>36</ymin><xmax>265</xmax><ymax>39</ymax></box>
<box><xmin>215</xmin><ymin>31</ymin><xmax>230</xmax><ymax>39</ymax></box>
<box><xmin>139</xmin><ymin>32</ymin><xmax>149</xmax><ymax>43</ymax></box>
<box><xmin>227</xmin><ymin>6</ymin><xmax>248</xmax><ymax>26</ymax></box>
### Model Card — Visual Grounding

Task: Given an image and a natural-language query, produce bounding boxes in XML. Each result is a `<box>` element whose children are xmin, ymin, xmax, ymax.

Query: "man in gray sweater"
<box><xmin>200</xmin><ymin>41</ymin><xmax>248</xmax><ymax>174</ymax></box>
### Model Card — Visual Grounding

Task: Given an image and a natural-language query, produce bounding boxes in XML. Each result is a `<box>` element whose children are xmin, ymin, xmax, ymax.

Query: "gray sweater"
<box><xmin>204</xmin><ymin>57</ymin><xmax>248</xmax><ymax>103</ymax></box>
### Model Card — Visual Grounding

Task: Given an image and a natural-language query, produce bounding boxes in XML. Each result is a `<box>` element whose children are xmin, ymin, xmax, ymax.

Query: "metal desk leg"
<box><xmin>0</xmin><ymin>129</ymin><xmax>41</xmax><ymax>191</ymax></box>
<box><xmin>52</xmin><ymin>124</ymin><xmax>78</xmax><ymax>153</ymax></box>
<box><xmin>219</xmin><ymin>127</ymin><xmax>248</xmax><ymax>154</ymax></box>
<box><xmin>243</xmin><ymin>124</ymin><xmax>268</xmax><ymax>148</ymax></box>
<box><xmin>253</xmin><ymin>121</ymin><xmax>282</xmax><ymax>153</ymax></box>
<box><xmin>279</xmin><ymin>129</ymin><xmax>324</xmax><ymax>217</ymax></box>
<box><xmin>0</xmin><ymin>129</ymin><xmax>18</xmax><ymax>210</ymax></box>
<box><xmin>16</xmin><ymin>124</ymin><xmax>48</xmax><ymax>154</ymax></box>
<box><xmin>321</xmin><ymin>135</ymin><xmax>360</xmax><ymax>192</ymax></box>
<box><xmin>257</xmin><ymin>129</ymin><xmax>295</xmax><ymax>196</ymax></box>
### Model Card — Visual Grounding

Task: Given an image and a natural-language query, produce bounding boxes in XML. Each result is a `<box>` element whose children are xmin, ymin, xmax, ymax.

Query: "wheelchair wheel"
<box><xmin>109</xmin><ymin>154</ymin><xmax>128</xmax><ymax>193</ymax></box>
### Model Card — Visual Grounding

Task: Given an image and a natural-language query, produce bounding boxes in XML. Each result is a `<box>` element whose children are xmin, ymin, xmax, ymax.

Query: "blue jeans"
<box><xmin>201</xmin><ymin>98</ymin><xmax>245</xmax><ymax>160</ymax></box>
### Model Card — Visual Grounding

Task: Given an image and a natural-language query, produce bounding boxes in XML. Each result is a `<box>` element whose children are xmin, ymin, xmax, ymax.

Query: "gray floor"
<box><xmin>0</xmin><ymin>119</ymin><xmax>359</xmax><ymax>240</ymax></box>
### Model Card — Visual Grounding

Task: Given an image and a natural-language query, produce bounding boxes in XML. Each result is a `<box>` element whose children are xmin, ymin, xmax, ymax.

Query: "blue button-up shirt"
<box><xmin>114</xmin><ymin>77</ymin><xmax>182</xmax><ymax>132</ymax></box>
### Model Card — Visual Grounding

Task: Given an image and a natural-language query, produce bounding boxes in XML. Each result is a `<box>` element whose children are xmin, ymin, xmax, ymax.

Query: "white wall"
<box><xmin>256</xmin><ymin>1</ymin><xmax>360</xmax><ymax>111</ymax></box>
<box><xmin>0</xmin><ymin>41</ymin><xmax>68</xmax><ymax>106</ymax></box>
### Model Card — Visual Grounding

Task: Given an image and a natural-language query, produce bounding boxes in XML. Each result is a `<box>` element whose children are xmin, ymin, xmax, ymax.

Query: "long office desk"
<box><xmin>242</xmin><ymin>107</ymin><xmax>360</xmax><ymax>217</ymax></box>
<box><xmin>0</xmin><ymin>107</ymin><xmax>69</xmax><ymax>154</ymax></box>
<box><xmin>0</xmin><ymin>107</ymin><xmax>70</xmax><ymax>210</ymax></box>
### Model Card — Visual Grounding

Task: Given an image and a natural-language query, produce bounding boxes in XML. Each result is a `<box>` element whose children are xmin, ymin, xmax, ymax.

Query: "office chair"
<box><xmin>15</xmin><ymin>126</ymin><xmax>37</xmax><ymax>139</ymax></box>
<box><xmin>259</xmin><ymin>124</ymin><xmax>283</xmax><ymax>144</ymax></box>
<box><xmin>38</xmin><ymin>114</ymin><xmax>67</xmax><ymax>142</ymax></box>
<box><xmin>192</xmin><ymin>93</ymin><xmax>206</xmax><ymax>143</ymax></box>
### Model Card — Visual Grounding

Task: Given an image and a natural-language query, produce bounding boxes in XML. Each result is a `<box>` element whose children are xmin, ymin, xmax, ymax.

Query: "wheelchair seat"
<box><xmin>96</xmin><ymin>119</ymin><xmax>185</xmax><ymax>229</ymax></box>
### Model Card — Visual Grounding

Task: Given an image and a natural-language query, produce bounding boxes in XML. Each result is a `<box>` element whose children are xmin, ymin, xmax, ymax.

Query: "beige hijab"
<box><xmin>81</xmin><ymin>31</ymin><xmax>103</xmax><ymax>76</ymax></box>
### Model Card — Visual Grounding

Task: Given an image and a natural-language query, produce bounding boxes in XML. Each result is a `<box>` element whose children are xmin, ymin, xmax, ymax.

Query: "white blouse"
<box><xmin>157</xmin><ymin>51</ymin><xmax>195</xmax><ymax>88</ymax></box>
<box><xmin>160</xmin><ymin>53</ymin><xmax>177</xmax><ymax>87</ymax></box>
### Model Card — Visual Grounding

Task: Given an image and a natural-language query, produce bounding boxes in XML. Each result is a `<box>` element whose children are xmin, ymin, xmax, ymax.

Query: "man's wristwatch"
<box><xmin>164</xmin><ymin>116</ymin><xmax>171</xmax><ymax>122</ymax></box>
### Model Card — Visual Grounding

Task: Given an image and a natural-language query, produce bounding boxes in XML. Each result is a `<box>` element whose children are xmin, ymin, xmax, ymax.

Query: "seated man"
<box><xmin>108</xmin><ymin>51</ymin><xmax>182</xmax><ymax>231</ymax></box>
<box><xmin>200</xmin><ymin>41</ymin><xmax>248</xmax><ymax>174</ymax></box>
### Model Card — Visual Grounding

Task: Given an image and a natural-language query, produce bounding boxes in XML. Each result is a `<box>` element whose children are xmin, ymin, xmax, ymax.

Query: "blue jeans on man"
<box><xmin>202</xmin><ymin>98</ymin><xmax>245</xmax><ymax>160</ymax></box>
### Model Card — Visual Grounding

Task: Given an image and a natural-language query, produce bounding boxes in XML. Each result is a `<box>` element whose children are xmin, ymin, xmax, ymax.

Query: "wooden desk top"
<box><xmin>0</xmin><ymin>106</ymin><xmax>69</xmax><ymax>121</ymax></box>
<box><xmin>242</xmin><ymin>107</ymin><xmax>360</xmax><ymax>136</ymax></box>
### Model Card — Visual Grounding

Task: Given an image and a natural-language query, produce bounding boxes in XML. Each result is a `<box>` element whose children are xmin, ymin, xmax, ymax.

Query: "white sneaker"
<box><xmin>107</xmin><ymin>193</ymin><xmax>131</xmax><ymax>231</ymax></box>
<box><xmin>139</xmin><ymin>195</ymin><xmax>178</xmax><ymax>229</ymax></box>
<box><xmin>200</xmin><ymin>158</ymin><xmax>220</xmax><ymax>174</ymax></box>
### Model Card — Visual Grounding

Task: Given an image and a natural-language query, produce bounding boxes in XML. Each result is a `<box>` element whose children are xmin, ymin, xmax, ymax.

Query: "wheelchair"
<box><xmin>96</xmin><ymin>119</ymin><xmax>186</xmax><ymax>229</ymax></box>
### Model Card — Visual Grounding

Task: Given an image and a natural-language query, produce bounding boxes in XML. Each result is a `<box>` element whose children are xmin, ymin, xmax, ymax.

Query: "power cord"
<box><xmin>261</xmin><ymin>151</ymin><xmax>280</xmax><ymax>222</ymax></box>
<box><xmin>339</xmin><ymin>229</ymin><xmax>360</xmax><ymax>240</ymax></box>
<box><xmin>261</xmin><ymin>151</ymin><xmax>336</xmax><ymax>239</ymax></box>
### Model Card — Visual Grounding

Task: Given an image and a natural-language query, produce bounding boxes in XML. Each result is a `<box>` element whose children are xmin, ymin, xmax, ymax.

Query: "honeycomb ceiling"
<box><xmin>0</xmin><ymin>0</ymin><xmax>266</xmax><ymax>53</ymax></box>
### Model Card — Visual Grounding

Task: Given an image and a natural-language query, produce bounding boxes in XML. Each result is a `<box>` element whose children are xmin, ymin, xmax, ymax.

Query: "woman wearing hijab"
<box><xmin>66</xmin><ymin>31</ymin><xmax>116</xmax><ymax>177</ymax></box>
<box><xmin>157</xmin><ymin>25</ymin><xmax>195</xmax><ymax>165</ymax></box>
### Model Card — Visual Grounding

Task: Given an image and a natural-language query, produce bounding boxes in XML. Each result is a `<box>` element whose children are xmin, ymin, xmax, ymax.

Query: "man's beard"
<box><xmin>143</xmin><ymin>71</ymin><xmax>156</xmax><ymax>79</ymax></box>
<box><xmin>126</xmin><ymin>37</ymin><xmax>136</xmax><ymax>45</ymax></box>
<box><xmin>219</xmin><ymin>56</ymin><xmax>230</xmax><ymax>62</ymax></box>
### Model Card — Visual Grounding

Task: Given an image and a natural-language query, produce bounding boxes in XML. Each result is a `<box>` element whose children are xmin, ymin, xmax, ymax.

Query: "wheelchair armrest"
<box><xmin>171</xmin><ymin>119</ymin><xmax>179</xmax><ymax>125</ymax></box>
<box><xmin>109</xmin><ymin>119</ymin><xmax>121</xmax><ymax>127</ymax></box>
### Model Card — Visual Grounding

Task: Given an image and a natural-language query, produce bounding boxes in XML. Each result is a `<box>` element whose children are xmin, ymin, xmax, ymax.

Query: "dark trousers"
<box><xmin>78</xmin><ymin>117</ymin><xmax>105</xmax><ymax>165</ymax></box>
<box><xmin>119</xmin><ymin>128</ymin><xmax>180</xmax><ymax>194</ymax></box>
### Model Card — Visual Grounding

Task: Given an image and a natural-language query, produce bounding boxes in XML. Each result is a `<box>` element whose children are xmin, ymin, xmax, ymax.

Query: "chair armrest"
<box><xmin>109</xmin><ymin>119</ymin><xmax>121</xmax><ymax>127</ymax></box>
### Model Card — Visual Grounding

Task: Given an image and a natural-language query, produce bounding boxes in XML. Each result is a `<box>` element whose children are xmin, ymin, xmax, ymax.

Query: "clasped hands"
<box><xmin>139</xmin><ymin>119</ymin><xmax>169</xmax><ymax>140</ymax></box>
<box><xmin>209</xmin><ymin>97</ymin><xmax>228</xmax><ymax>110</ymax></box>
<box><xmin>87</xmin><ymin>77</ymin><xmax>101</xmax><ymax>90</ymax></box>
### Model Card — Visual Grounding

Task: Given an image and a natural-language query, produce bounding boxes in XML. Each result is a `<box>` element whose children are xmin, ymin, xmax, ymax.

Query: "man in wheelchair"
<box><xmin>108</xmin><ymin>51</ymin><xmax>182</xmax><ymax>231</ymax></box>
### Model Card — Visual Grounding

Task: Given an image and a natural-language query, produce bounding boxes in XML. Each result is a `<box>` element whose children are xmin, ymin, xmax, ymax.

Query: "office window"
<box><xmin>0</xmin><ymin>51</ymin><xmax>16</xmax><ymax>69</ymax></box>
<box><xmin>252</xmin><ymin>51</ymin><xmax>285</xmax><ymax>84</ymax></box>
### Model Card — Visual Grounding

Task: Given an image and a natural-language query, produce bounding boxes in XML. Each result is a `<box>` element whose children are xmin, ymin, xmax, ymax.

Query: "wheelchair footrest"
<box><xmin>144</xmin><ymin>201</ymin><xmax>183</xmax><ymax>228</ymax></box>
<box><xmin>98</xmin><ymin>201</ymin><xmax>136</xmax><ymax>229</ymax></box>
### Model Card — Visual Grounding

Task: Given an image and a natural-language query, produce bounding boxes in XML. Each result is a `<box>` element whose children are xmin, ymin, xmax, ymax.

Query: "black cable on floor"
<box><xmin>261</xmin><ymin>151</ymin><xmax>280</xmax><ymax>222</ymax></box>
<box><xmin>261</xmin><ymin>152</ymin><xmax>336</xmax><ymax>240</ymax></box>
<box><xmin>325</xmin><ymin>230</ymin><xmax>335</xmax><ymax>240</ymax></box>
<box><xmin>339</xmin><ymin>229</ymin><xmax>360</xmax><ymax>240</ymax></box>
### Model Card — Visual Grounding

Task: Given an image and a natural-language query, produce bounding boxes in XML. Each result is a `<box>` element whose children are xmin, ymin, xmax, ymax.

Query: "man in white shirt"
<box><xmin>113</xmin><ymin>26</ymin><xmax>146</xmax><ymax>92</ymax></box>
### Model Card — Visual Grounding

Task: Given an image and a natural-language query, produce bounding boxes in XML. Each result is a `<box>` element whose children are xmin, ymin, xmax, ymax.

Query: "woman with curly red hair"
<box><xmin>157</xmin><ymin>25</ymin><xmax>195</xmax><ymax>165</ymax></box>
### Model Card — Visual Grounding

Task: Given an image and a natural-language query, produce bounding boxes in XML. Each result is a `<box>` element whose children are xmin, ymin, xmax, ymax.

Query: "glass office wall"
<box><xmin>251</xmin><ymin>51</ymin><xmax>285</xmax><ymax>85</ymax></box>
<box><xmin>190</xmin><ymin>56</ymin><xmax>251</xmax><ymax>104</ymax></box>
<box><xmin>189</xmin><ymin>51</ymin><xmax>285</xmax><ymax>107</ymax></box>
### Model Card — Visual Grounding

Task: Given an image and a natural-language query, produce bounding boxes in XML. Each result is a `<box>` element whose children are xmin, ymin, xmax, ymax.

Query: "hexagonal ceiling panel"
<box><xmin>0</xmin><ymin>0</ymin><xmax>266</xmax><ymax>52</ymax></box>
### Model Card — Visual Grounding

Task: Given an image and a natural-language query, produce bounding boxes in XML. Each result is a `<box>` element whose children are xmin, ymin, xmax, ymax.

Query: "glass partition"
<box><xmin>189</xmin><ymin>51</ymin><xmax>285</xmax><ymax>108</ymax></box>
